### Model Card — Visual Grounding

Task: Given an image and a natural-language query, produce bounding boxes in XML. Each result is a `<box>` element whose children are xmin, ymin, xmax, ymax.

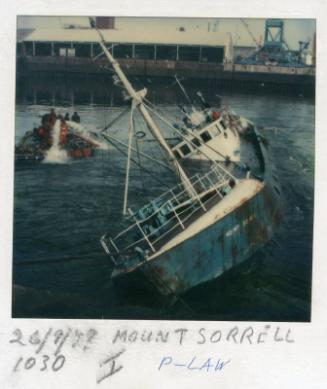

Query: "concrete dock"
<box><xmin>17</xmin><ymin>55</ymin><xmax>315</xmax><ymax>94</ymax></box>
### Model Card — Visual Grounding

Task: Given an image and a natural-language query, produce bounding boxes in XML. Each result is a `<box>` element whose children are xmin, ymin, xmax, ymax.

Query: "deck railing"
<box><xmin>100</xmin><ymin>164</ymin><xmax>235</xmax><ymax>266</ymax></box>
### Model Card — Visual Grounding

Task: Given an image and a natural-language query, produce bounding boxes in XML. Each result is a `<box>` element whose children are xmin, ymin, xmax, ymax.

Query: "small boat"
<box><xmin>15</xmin><ymin>110</ymin><xmax>102</xmax><ymax>162</ymax></box>
<box><xmin>95</xmin><ymin>29</ymin><xmax>283</xmax><ymax>300</ymax></box>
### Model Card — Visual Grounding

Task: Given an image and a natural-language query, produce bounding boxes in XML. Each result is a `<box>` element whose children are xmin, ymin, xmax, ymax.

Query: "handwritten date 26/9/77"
<box><xmin>9</xmin><ymin>327</ymin><xmax>98</xmax><ymax>374</ymax></box>
<box><xmin>9</xmin><ymin>327</ymin><xmax>98</xmax><ymax>354</ymax></box>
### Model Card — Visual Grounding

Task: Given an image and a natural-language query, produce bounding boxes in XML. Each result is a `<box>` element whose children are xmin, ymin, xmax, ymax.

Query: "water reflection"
<box><xmin>16</xmin><ymin>73</ymin><xmax>314</xmax><ymax>108</ymax></box>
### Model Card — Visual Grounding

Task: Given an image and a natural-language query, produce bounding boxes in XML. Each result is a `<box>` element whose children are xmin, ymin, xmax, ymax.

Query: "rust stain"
<box><xmin>273</xmin><ymin>209</ymin><xmax>283</xmax><ymax>226</ymax></box>
<box><xmin>256</xmin><ymin>225</ymin><xmax>268</xmax><ymax>244</ymax></box>
<box><xmin>143</xmin><ymin>261</ymin><xmax>188</xmax><ymax>296</ymax></box>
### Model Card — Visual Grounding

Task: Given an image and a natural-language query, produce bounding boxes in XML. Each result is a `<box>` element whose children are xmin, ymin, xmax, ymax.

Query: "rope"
<box><xmin>100</xmin><ymin>107</ymin><xmax>131</xmax><ymax>134</ymax></box>
<box><xmin>102</xmin><ymin>133</ymin><xmax>172</xmax><ymax>189</ymax></box>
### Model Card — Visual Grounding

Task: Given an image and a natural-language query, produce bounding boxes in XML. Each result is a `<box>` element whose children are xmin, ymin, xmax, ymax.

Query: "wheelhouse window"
<box><xmin>220</xmin><ymin>120</ymin><xmax>227</xmax><ymax>130</ymax></box>
<box><xmin>191</xmin><ymin>138</ymin><xmax>201</xmax><ymax>147</ymax></box>
<box><xmin>180</xmin><ymin>144</ymin><xmax>192</xmax><ymax>156</ymax></box>
<box><xmin>210</xmin><ymin>125</ymin><xmax>221</xmax><ymax>138</ymax></box>
<box><xmin>173</xmin><ymin>150</ymin><xmax>181</xmax><ymax>159</ymax></box>
<box><xmin>200</xmin><ymin>131</ymin><xmax>212</xmax><ymax>143</ymax></box>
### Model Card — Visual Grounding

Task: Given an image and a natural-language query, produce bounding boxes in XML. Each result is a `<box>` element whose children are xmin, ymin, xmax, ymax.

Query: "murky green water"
<box><xmin>13</xmin><ymin>75</ymin><xmax>314</xmax><ymax>321</ymax></box>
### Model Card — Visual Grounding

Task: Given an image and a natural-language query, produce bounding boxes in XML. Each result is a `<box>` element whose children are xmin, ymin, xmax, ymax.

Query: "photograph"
<box><xmin>13</xmin><ymin>16</ymin><xmax>315</xmax><ymax>322</ymax></box>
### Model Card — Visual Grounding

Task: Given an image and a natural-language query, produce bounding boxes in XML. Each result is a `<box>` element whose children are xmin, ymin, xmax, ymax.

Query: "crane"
<box><xmin>240</xmin><ymin>18</ymin><xmax>261</xmax><ymax>48</ymax></box>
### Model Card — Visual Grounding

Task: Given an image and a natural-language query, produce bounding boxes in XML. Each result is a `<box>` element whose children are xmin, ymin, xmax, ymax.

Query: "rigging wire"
<box><xmin>100</xmin><ymin>106</ymin><xmax>131</xmax><ymax>134</ymax></box>
<box><xmin>143</xmin><ymin>101</ymin><xmax>239</xmax><ymax>180</ymax></box>
<box><xmin>132</xmin><ymin>114</ymin><xmax>146</xmax><ymax>193</ymax></box>
<box><xmin>101</xmin><ymin>133</ymin><xmax>173</xmax><ymax>189</ymax></box>
<box><xmin>101</xmin><ymin>131</ymin><xmax>174</xmax><ymax>172</ymax></box>
<box><xmin>122</xmin><ymin>101</ymin><xmax>135</xmax><ymax>215</ymax></box>
<box><xmin>143</xmin><ymin>95</ymin><xmax>243</xmax><ymax>171</ymax></box>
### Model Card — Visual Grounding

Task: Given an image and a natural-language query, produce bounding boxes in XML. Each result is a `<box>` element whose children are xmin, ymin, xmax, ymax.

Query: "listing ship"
<box><xmin>96</xmin><ymin>28</ymin><xmax>283</xmax><ymax>299</ymax></box>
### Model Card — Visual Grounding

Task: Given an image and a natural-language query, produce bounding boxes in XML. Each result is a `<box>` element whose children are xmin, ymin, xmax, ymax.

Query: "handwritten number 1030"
<box><xmin>13</xmin><ymin>355</ymin><xmax>66</xmax><ymax>373</ymax></box>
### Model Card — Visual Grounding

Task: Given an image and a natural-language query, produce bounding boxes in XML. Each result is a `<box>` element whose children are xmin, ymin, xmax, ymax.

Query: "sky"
<box><xmin>17</xmin><ymin>16</ymin><xmax>316</xmax><ymax>50</ymax></box>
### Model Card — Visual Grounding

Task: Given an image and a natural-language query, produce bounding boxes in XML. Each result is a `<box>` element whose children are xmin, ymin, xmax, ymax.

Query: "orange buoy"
<box><xmin>70</xmin><ymin>149</ymin><xmax>83</xmax><ymax>158</ymax></box>
<box><xmin>82</xmin><ymin>148</ymin><xmax>93</xmax><ymax>157</ymax></box>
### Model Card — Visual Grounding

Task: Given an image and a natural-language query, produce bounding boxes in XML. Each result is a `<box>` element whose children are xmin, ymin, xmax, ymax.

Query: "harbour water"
<box><xmin>13</xmin><ymin>75</ymin><xmax>314</xmax><ymax>321</ymax></box>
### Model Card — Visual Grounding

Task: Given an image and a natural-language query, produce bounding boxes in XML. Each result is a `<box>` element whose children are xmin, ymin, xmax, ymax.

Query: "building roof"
<box><xmin>18</xmin><ymin>17</ymin><xmax>316</xmax><ymax>50</ymax></box>
<box><xmin>22</xmin><ymin>28</ymin><xmax>237</xmax><ymax>47</ymax></box>
<box><xmin>17</xmin><ymin>29</ymin><xmax>35</xmax><ymax>42</ymax></box>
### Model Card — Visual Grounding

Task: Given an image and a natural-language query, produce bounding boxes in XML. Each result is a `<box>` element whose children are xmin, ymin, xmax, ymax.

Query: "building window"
<box><xmin>67</xmin><ymin>48</ymin><xmax>76</xmax><ymax>57</ymax></box>
<box><xmin>74</xmin><ymin>43</ymin><xmax>92</xmax><ymax>58</ymax></box>
<box><xmin>35</xmin><ymin>42</ymin><xmax>52</xmax><ymax>56</ymax></box>
<box><xmin>180</xmin><ymin>144</ymin><xmax>192</xmax><ymax>156</ymax></box>
<box><xmin>178</xmin><ymin>46</ymin><xmax>200</xmax><ymax>62</ymax></box>
<box><xmin>24</xmin><ymin>42</ymin><xmax>34</xmax><ymax>55</ymax></box>
<box><xmin>92</xmin><ymin>42</ymin><xmax>112</xmax><ymax>57</ymax></box>
<box><xmin>114</xmin><ymin>44</ymin><xmax>133</xmax><ymax>59</ymax></box>
<box><xmin>134</xmin><ymin>44</ymin><xmax>155</xmax><ymax>60</ymax></box>
<box><xmin>16</xmin><ymin>42</ymin><xmax>23</xmax><ymax>56</ymax></box>
<box><xmin>200</xmin><ymin>131</ymin><xmax>212</xmax><ymax>143</ymax></box>
<box><xmin>156</xmin><ymin>45</ymin><xmax>177</xmax><ymax>61</ymax></box>
<box><xmin>53</xmin><ymin>42</ymin><xmax>71</xmax><ymax>56</ymax></box>
<box><xmin>200</xmin><ymin>47</ymin><xmax>223</xmax><ymax>63</ymax></box>
<box><xmin>58</xmin><ymin>48</ymin><xmax>75</xmax><ymax>57</ymax></box>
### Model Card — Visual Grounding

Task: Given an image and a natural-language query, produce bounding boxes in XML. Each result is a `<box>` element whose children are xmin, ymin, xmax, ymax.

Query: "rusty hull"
<box><xmin>111</xmin><ymin>125</ymin><xmax>283</xmax><ymax>298</ymax></box>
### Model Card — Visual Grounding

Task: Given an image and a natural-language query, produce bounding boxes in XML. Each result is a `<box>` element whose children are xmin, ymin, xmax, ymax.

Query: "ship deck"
<box><xmin>101</xmin><ymin>122</ymin><xmax>269</xmax><ymax>270</ymax></box>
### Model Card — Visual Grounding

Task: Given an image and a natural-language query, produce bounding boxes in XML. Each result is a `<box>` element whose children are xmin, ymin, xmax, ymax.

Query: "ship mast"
<box><xmin>96</xmin><ymin>29</ymin><xmax>197</xmax><ymax>198</ymax></box>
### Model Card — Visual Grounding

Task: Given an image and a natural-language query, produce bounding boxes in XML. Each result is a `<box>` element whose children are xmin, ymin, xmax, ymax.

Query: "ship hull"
<box><xmin>112</xmin><ymin>180</ymin><xmax>282</xmax><ymax>297</ymax></box>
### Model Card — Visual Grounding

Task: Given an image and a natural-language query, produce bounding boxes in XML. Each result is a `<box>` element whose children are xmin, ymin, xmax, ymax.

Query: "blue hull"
<box><xmin>112</xmin><ymin>181</ymin><xmax>282</xmax><ymax>297</ymax></box>
<box><xmin>110</xmin><ymin>124</ymin><xmax>283</xmax><ymax>297</ymax></box>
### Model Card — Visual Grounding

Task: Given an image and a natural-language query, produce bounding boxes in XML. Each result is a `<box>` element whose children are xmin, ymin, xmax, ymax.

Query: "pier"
<box><xmin>16</xmin><ymin>17</ymin><xmax>315</xmax><ymax>94</ymax></box>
